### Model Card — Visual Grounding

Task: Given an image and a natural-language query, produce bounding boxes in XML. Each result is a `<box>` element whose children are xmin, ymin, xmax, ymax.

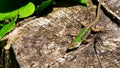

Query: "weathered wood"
<box><xmin>1</xmin><ymin>0</ymin><xmax>120</xmax><ymax>68</ymax></box>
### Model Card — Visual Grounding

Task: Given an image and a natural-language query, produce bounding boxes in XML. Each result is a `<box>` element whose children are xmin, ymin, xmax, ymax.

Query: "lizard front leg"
<box><xmin>67</xmin><ymin>0</ymin><xmax>102</xmax><ymax>50</ymax></box>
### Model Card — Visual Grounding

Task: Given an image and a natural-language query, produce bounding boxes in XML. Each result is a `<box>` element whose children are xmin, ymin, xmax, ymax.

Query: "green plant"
<box><xmin>73</xmin><ymin>0</ymin><xmax>89</xmax><ymax>6</ymax></box>
<box><xmin>0</xmin><ymin>0</ymin><xmax>35</xmax><ymax>39</ymax></box>
<box><xmin>0</xmin><ymin>0</ymin><xmax>88</xmax><ymax>39</ymax></box>
<box><xmin>0</xmin><ymin>16</ymin><xmax>17</xmax><ymax>39</ymax></box>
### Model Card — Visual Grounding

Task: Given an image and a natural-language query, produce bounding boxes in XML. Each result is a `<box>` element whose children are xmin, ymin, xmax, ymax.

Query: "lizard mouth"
<box><xmin>66</xmin><ymin>42</ymin><xmax>81</xmax><ymax>53</ymax></box>
<box><xmin>66</xmin><ymin>47</ymin><xmax>79</xmax><ymax>53</ymax></box>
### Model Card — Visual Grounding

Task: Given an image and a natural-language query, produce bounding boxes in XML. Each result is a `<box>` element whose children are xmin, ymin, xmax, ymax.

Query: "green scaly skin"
<box><xmin>67</xmin><ymin>1</ymin><xmax>101</xmax><ymax>50</ymax></box>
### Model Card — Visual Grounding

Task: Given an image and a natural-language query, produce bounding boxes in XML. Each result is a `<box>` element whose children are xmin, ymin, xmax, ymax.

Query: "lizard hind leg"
<box><xmin>81</xmin><ymin>21</ymin><xmax>89</xmax><ymax>27</ymax></box>
<box><xmin>91</xmin><ymin>22</ymin><xmax>107</xmax><ymax>32</ymax></box>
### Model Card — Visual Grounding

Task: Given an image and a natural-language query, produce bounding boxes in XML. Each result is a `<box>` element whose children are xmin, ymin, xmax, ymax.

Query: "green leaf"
<box><xmin>18</xmin><ymin>2</ymin><xmax>35</xmax><ymax>18</ymax></box>
<box><xmin>36</xmin><ymin>0</ymin><xmax>53</xmax><ymax>12</ymax></box>
<box><xmin>0</xmin><ymin>10</ymin><xmax>18</xmax><ymax>21</ymax></box>
<box><xmin>0</xmin><ymin>16</ymin><xmax>17</xmax><ymax>39</ymax></box>
<box><xmin>0</xmin><ymin>23</ymin><xmax>4</xmax><ymax>27</ymax></box>
<box><xmin>0</xmin><ymin>1</ymin><xmax>35</xmax><ymax>20</ymax></box>
<box><xmin>72</xmin><ymin>0</ymin><xmax>89</xmax><ymax>6</ymax></box>
<box><xmin>0</xmin><ymin>0</ymin><xmax>19</xmax><ymax>20</ymax></box>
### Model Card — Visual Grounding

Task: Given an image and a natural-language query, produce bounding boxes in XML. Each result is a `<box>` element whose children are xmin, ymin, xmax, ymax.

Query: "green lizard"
<box><xmin>67</xmin><ymin>1</ymin><xmax>101</xmax><ymax>50</ymax></box>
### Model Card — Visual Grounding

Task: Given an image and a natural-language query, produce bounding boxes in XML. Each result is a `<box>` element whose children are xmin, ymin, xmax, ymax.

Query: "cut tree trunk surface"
<box><xmin>0</xmin><ymin>0</ymin><xmax>120</xmax><ymax>68</ymax></box>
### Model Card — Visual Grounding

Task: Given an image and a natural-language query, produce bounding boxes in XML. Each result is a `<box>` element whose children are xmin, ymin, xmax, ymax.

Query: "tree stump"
<box><xmin>0</xmin><ymin>0</ymin><xmax>120</xmax><ymax>68</ymax></box>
